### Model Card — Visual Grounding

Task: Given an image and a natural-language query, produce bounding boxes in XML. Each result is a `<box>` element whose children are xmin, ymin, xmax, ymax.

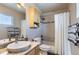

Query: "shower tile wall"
<box><xmin>41</xmin><ymin>13</ymin><xmax>55</xmax><ymax>43</ymax></box>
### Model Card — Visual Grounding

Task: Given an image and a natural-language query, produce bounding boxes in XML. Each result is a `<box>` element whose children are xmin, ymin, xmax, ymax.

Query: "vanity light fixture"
<box><xmin>16</xmin><ymin>3</ymin><xmax>25</xmax><ymax>8</ymax></box>
<box><xmin>16</xmin><ymin>3</ymin><xmax>21</xmax><ymax>8</ymax></box>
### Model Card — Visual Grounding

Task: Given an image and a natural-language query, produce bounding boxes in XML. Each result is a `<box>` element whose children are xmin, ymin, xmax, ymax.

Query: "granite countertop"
<box><xmin>0</xmin><ymin>39</ymin><xmax>40</xmax><ymax>55</ymax></box>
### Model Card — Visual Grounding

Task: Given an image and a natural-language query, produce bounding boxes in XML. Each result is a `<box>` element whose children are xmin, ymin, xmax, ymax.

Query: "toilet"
<box><xmin>33</xmin><ymin>37</ymin><xmax>55</xmax><ymax>55</ymax></box>
<box><xmin>33</xmin><ymin>37</ymin><xmax>42</xmax><ymax>44</ymax></box>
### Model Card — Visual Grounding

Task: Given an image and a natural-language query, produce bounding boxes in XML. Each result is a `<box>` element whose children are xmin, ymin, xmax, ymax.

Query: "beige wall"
<box><xmin>41</xmin><ymin>12</ymin><xmax>55</xmax><ymax>42</ymax></box>
<box><xmin>0</xmin><ymin>5</ymin><xmax>25</xmax><ymax>39</ymax></box>
<box><xmin>68</xmin><ymin>3</ymin><xmax>79</xmax><ymax>55</ymax></box>
<box><xmin>68</xmin><ymin>3</ymin><xmax>76</xmax><ymax>25</ymax></box>
<box><xmin>70</xmin><ymin>42</ymin><xmax>79</xmax><ymax>55</ymax></box>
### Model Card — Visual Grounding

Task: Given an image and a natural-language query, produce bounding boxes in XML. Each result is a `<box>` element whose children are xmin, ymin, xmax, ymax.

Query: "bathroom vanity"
<box><xmin>8</xmin><ymin>42</ymin><xmax>40</xmax><ymax>55</ymax></box>
<box><xmin>0</xmin><ymin>39</ymin><xmax>40</xmax><ymax>55</ymax></box>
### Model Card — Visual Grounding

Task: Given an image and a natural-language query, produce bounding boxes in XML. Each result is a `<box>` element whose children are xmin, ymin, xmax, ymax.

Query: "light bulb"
<box><xmin>20</xmin><ymin>3</ymin><xmax>25</xmax><ymax>7</ymax></box>
<box><xmin>16</xmin><ymin>3</ymin><xmax>21</xmax><ymax>8</ymax></box>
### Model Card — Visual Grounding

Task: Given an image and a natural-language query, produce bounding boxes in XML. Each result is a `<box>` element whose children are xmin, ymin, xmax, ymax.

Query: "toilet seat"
<box><xmin>39</xmin><ymin>44</ymin><xmax>53</xmax><ymax>51</ymax></box>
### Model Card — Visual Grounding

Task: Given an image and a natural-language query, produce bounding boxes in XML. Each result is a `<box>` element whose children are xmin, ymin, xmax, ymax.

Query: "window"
<box><xmin>0</xmin><ymin>13</ymin><xmax>13</xmax><ymax>25</ymax></box>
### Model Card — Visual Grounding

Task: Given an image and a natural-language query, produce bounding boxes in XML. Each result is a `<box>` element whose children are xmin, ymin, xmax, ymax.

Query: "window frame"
<box><xmin>0</xmin><ymin>13</ymin><xmax>13</xmax><ymax>26</ymax></box>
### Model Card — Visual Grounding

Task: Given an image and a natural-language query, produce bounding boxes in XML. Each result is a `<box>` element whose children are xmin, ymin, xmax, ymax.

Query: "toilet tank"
<box><xmin>33</xmin><ymin>37</ymin><xmax>41</xmax><ymax>43</ymax></box>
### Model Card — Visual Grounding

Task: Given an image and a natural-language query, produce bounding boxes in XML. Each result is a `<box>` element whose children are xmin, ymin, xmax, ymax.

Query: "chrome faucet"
<box><xmin>15</xmin><ymin>35</ymin><xmax>19</xmax><ymax>43</ymax></box>
<box><xmin>8</xmin><ymin>35</ymin><xmax>11</xmax><ymax>41</ymax></box>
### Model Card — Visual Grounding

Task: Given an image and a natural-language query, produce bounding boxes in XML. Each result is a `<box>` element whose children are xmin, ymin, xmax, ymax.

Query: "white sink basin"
<box><xmin>0</xmin><ymin>40</ymin><xmax>9</xmax><ymax>48</ymax></box>
<box><xmin>7</xmin><ymin>41</ymin><xmax>31</xmax><ymax>53</ymax></box>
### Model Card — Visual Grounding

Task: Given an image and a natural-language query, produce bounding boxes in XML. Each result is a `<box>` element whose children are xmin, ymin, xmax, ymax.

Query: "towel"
<box><xmin>68</xmin><ymin>34</ymin><xmax>76</xmax><ymax>43</ymax></box>
<box><xmin>68</xmin><ymin>27</ymin><xmax>77</xmax><ymax>34</ymax></box>
<box><xmin>68</xmin><ymin>25</ymin><xmax>77</xmax><ymax>44</ymax></box>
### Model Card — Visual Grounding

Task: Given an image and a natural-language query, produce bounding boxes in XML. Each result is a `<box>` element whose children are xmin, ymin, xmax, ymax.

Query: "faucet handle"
<box><xmin>15</xmin><ymin>35</ymin><xmax>19</xmax><ymax>38</ymax></box>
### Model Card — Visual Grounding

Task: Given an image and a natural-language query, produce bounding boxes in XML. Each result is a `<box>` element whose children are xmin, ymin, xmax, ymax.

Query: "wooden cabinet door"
<box><xmin>35</xmin><ymin>47</ymin><xmax>40</xmax><ymax>55</ymax></box>
<box><xmin>27</xmin><ymin>48</ymin><xmax>36</xmax><ymax>55</ymax></box>
<box><xmin>27</xmin><ymin>47</ymin><xmax>40</xmax><ymax>55</ymax></box>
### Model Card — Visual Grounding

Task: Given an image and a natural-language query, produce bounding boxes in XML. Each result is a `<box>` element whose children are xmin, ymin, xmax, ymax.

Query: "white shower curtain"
<box><xmin>55</xmin><ymin>12</ymin><xmax>71</xmax><ymax>55</ymax></box>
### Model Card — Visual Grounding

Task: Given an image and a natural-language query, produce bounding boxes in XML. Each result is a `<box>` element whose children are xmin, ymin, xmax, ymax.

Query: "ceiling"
<box><xmin>0</xmin><ymin>3</ymin><xmax>69</xmax><ymax>14</ymax></box>
<box><xmin>0</xmin><ymin>3</ymin><xmax>25</xmax><ymax>14</ymax></box>
<box><xmin>36</xmin><ymin>3</ymin><xmax>69</xmax><ymax>13</ymax></box>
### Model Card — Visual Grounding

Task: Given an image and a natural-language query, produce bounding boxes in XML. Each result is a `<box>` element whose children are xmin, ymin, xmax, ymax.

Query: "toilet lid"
<box><xmin>39</xmin><ymin>44</ymin><xmax>52</xmax><ymax>51</ymax></box>
<box><xmin>40</xmin><ymin>44</ymin><xmax>55</xmax><ymax>53</ymax></box>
